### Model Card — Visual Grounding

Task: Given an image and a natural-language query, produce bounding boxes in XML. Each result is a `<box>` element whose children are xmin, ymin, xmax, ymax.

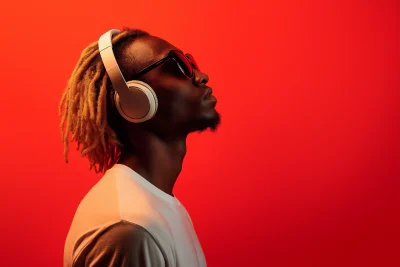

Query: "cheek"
<box><xmin>152</xmin><ymin>78</ymin><xmax>201</xmax><ymax>121</ymax></box>
<box><xmin>170</xmin><ymin>96</ymin><xmax>195</xmax><ymax>120</ymax></box>
<box><xmin>154</xmin><ymin>89</ymin><xmax>189</xmax><ymax>121</ymax></box>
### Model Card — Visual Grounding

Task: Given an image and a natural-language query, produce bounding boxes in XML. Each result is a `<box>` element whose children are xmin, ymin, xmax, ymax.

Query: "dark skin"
<box><xmin>115</xmin><ymin>35</ymin><xmax>221</xmax><ymax>196</ymax></box>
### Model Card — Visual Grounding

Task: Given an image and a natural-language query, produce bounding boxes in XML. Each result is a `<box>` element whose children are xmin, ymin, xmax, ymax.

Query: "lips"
<box><xmin>203</xmin><ymin>88</ymin><xmax>213</xmax><ymax>99</ymax></box>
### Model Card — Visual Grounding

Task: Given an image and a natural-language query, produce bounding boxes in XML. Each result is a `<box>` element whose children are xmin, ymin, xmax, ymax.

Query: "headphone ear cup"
<box><xmin>114</xmin><ymin>80</ymin><xmax>158</xmax><ymax>123</ymax></box>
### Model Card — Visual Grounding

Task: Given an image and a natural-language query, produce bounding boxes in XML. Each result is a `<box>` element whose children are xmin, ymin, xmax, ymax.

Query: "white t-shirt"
<box><xmin>64</xmin><ymin>164</ymin><xmax>207</xmax><ymax>267</ymax></box>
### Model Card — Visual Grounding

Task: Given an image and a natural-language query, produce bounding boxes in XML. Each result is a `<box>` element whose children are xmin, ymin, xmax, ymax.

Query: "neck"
<box><xmin>117</xmin><ymin>131</ymin><xmax>187</xmax><ymax>197</ymax></box>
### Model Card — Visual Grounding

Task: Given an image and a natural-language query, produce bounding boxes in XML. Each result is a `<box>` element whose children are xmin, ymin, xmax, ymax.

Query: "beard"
<box><xmin>187</xmin><ymin>110</ymin><xmax>221</xmax><ymax>134</ymax></box>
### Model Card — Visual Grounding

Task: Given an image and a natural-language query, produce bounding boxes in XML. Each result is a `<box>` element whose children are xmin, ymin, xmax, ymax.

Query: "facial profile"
<box><xmin>114</xmin><ymin>34</ymin><xmax>221</xmax><ymax>138</ymax></box>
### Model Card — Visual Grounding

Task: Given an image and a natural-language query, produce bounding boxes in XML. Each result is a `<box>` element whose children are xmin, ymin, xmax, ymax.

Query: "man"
<box><xmin>59</xmin><ymin>27</ymin><xmax>221</xmax><ymax>267</ymax></box>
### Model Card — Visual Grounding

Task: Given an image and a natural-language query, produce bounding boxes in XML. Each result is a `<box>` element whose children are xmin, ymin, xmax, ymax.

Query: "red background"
<box><xmin>1</xmin><ymin>0</ymin><xmax>399</xmax><ymax>266</ymax></box>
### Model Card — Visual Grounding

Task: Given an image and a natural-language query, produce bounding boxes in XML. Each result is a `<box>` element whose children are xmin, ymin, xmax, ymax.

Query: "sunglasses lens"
<box><xmin>173</xmin><ymin>51</ymin><xmax>194</xmax><ymax>77</ymax></box>
<box><xmin>186</xmin><ymin>54</ymin><xmax>200</xmax><ymax>71</ymax></box>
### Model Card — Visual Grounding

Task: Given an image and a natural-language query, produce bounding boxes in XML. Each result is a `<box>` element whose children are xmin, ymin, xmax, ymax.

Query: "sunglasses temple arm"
<box><xmin>132</xmin><ymin>56</ymin><xmax>171</xmax><ymax>79</ymax></box>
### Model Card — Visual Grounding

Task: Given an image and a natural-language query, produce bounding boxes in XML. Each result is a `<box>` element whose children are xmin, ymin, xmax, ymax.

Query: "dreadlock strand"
<box><xmin>78</xmin><ymin>64</ymin><xmax>99</xmax><ymax>139</ymax></box>
<box><xmin>81</xmin><ymin>127</ymin><xmax>99</xmax><ymax>156</ymax></box>
<box><xmin>96</xmin><ymin>73</ymin><xmax>108</xmax><ymax>126</ymax></box>
<box><xmin>59</xmin><ymin>89</ymin><xmax>68</xmax><ymax>116</ymax></box>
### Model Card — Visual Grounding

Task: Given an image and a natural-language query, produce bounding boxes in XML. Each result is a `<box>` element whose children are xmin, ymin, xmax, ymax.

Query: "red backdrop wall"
<box><xmin>0</xmin><ymin>0</ymin><xmax>399</xmax><ymax>266</ymax></box>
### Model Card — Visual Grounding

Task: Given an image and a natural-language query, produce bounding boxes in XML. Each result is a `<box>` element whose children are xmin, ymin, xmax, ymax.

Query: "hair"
<box><xmin>59</xmin><ymin>27</ymin><xmax>150</xmax><ymax>174</ymax></box>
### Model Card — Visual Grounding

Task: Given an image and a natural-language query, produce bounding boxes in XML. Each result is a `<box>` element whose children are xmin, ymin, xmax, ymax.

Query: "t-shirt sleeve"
<box><xmin>84</xmin><ymin>220</ymin><xmax>167</xmax><ymax>267</ymax></box>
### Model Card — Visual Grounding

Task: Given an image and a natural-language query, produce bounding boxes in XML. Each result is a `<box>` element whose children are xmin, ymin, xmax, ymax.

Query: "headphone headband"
<box><xmin>98</xmin><ymin>29</ymin><xmax>130</xmax><ymax>99</ymax></box>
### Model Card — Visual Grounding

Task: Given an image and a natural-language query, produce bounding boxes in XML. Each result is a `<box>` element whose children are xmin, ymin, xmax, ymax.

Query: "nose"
<box><xmin>193</xmin><ymin>69</ymin><xmax>209</xmax><ymax>85</ymax></box>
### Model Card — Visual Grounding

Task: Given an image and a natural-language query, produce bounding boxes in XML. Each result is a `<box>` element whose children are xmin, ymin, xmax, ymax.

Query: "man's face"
<box><xmin>123</xmin><ymin>35</ymin><xmax>221</xmax><ymax>136</ymax></box>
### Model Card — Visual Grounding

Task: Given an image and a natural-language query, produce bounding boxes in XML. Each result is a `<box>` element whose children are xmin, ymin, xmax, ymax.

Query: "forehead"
<box><xmin>125</xmin><ymin>35</ymin><xmax>178</xmax><ymax>66</ymax></box>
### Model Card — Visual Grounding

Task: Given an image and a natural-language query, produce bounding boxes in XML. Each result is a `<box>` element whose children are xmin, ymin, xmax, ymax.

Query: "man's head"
<box><xmin>59</xmin><ymin>27</ymin><xmax>221</xmax><ymax>173</ymax></box>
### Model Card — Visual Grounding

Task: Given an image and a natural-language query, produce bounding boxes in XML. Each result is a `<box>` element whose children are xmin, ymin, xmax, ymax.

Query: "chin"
<box><xmin>191</xmin><ymin>110</ymin><xmax>221</xmax><ymax>133</ymax></box>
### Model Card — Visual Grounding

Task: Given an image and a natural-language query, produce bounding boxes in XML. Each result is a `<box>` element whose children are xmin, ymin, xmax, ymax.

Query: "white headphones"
<box><xmin>98</xmin><ymin>29</ymin><xmax>158</xmax><ymax>123</ymax></box>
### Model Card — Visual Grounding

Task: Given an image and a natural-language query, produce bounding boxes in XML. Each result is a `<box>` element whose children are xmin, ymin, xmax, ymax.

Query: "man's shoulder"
<box><xmin>76</xmin><ymin>220</ymin><xmax>169</xmax><ymax>267</ymax></box>
<box><xmin>95</xmin><ymin>220</ymin><xmax>162</xmax><ymax>248</ymax></box>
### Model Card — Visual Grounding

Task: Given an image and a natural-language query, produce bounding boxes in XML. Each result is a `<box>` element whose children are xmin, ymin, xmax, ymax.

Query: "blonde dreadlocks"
<box><xmin>59</xmin><ymin>28</ymin><xmax>149</xmax><ymax>174</ymax></box>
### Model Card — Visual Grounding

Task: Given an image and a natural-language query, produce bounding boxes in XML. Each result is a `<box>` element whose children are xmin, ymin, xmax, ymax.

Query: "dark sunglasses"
<box><xmin>132</xmin><ymin>50</ymin><xmax>200</xmax><ymax>79</ymax></box>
